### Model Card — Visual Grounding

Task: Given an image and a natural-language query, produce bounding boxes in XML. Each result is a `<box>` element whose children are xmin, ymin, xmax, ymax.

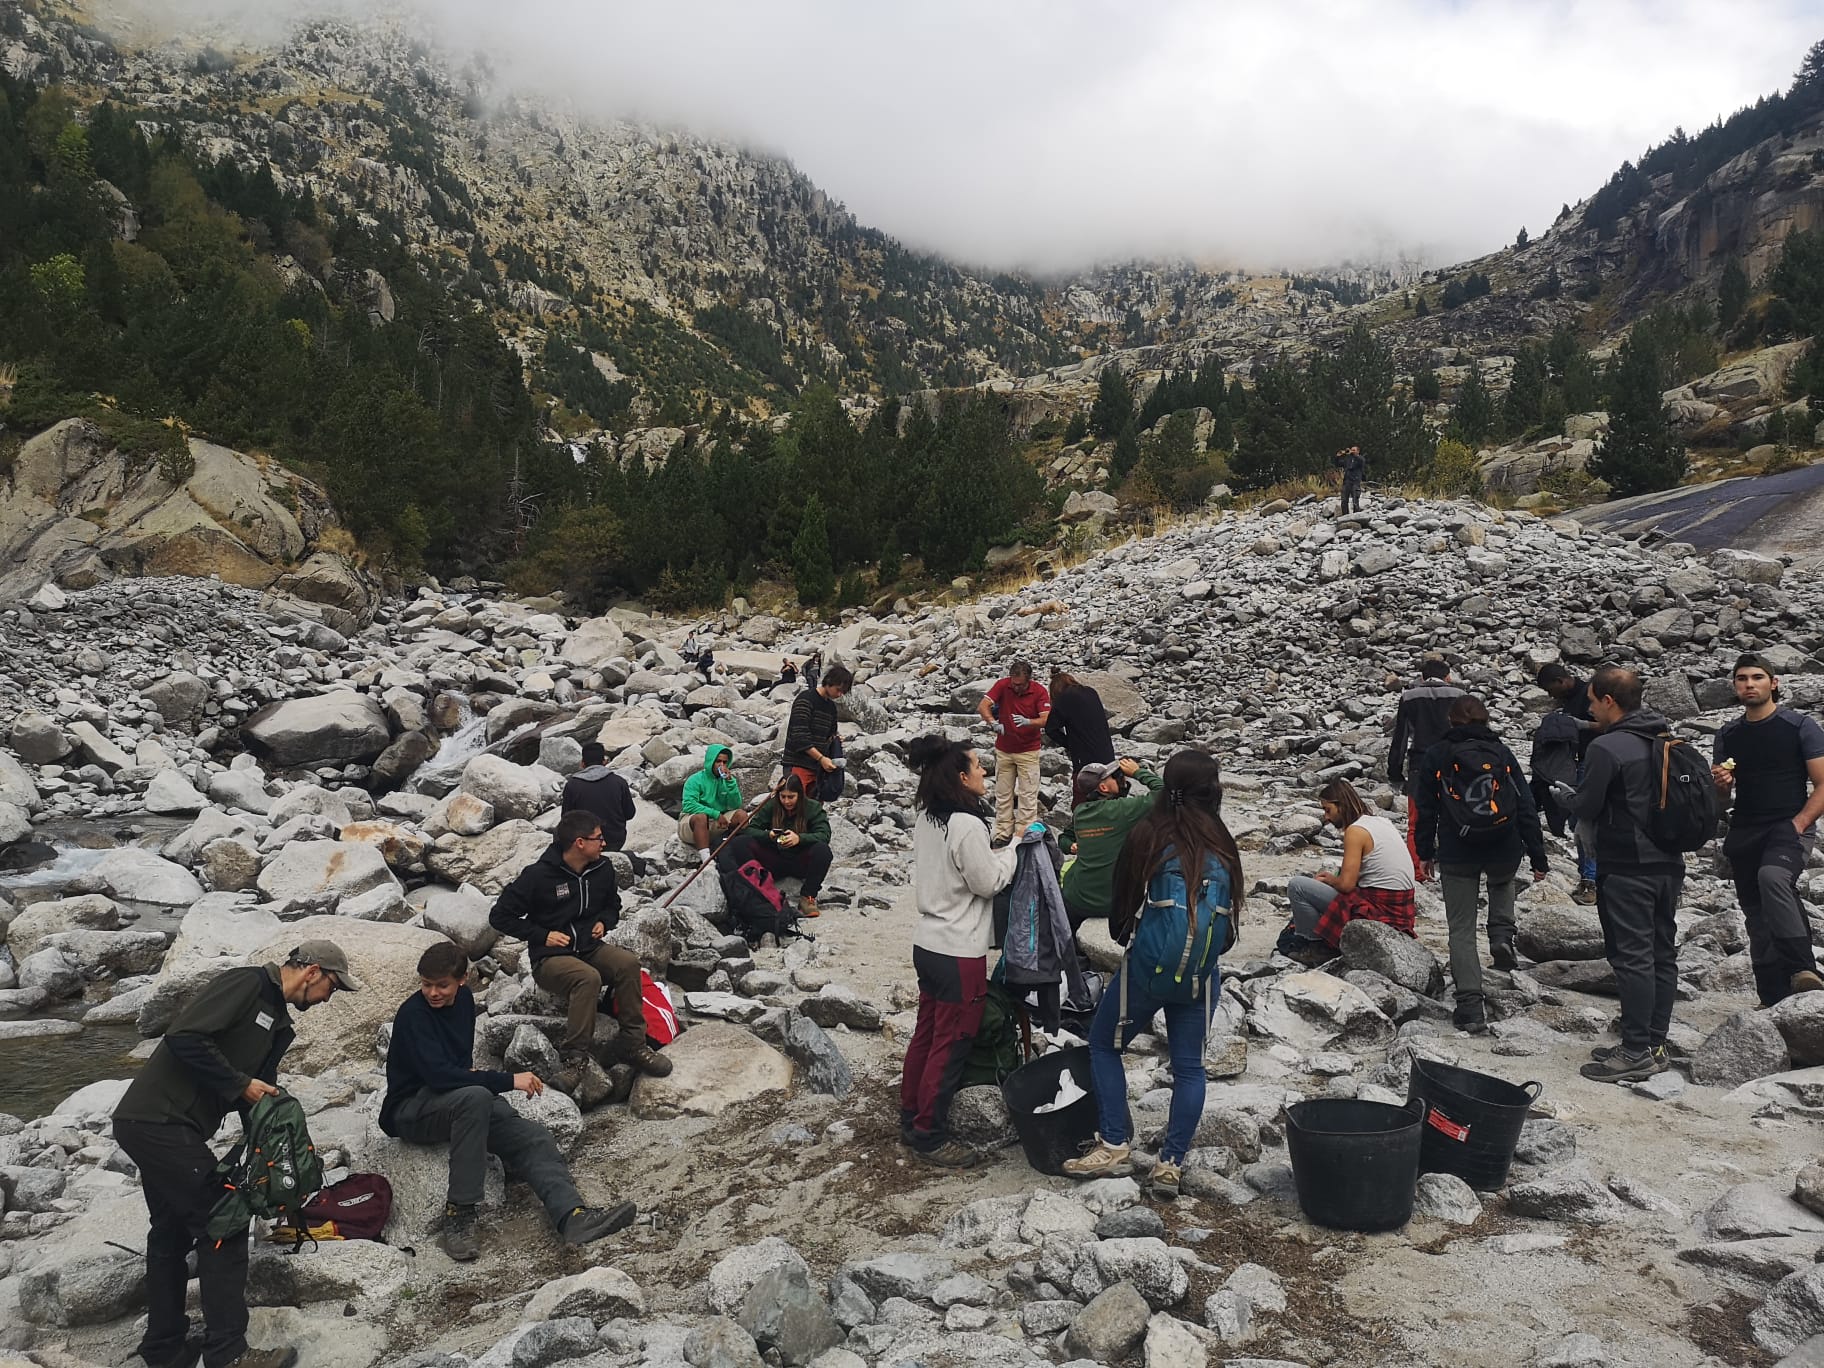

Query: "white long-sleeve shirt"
<box><xmin>912</xmin><ymin>811</ymin><xmax>1020</xmax><ymax>958</ymax></box>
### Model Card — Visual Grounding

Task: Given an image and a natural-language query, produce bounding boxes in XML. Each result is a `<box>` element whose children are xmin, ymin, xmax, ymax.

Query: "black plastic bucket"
<box><xmin>1000</xmin><ymin>1046</ymin><xmax>1099</xmax><ymax>1176</ymax></box>
<box><xmin>1405</xmin><ymin>1056</ymin><xmax>1541</xmax><ymax>1191</ymax></box>
<box><xmin>1284</xmin><ymin>1098</ymin><xmax>1426</xmax><ymax>1232</ymax></box>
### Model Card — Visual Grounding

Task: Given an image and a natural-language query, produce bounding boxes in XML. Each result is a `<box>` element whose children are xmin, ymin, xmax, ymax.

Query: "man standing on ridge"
<box><xmin>112</xmin><ymin>941</ymin><xmax>359</xmax><ymax>1368</ymax></box>
<box><xmin>1560</xmin><ymin>667</ymin><xmax>1684</xmax><ymax>1083</ymax></box>
<box><xmin>1388</xmin><ymin>657</ymin><xmax>1466</xmax><ymax>880</ymax></box>
<box><xmin>1334</xmin><ymin>445</ymin><xmax>1366</xmax><ymax>514</ymax></box>
<box><xmin>979</xmin><ymin>659</ymin><xmax>1051</xmax><ymax>844</ymax></box>
<box><xmin>1712</xmin><ymin>652</ymin><xmax>1824</xmax><ymax>1005</ymax></box>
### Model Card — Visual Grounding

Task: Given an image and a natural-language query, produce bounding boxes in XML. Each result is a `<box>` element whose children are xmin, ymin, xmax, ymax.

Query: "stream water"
<box><xmin>0</xmin><ymin>1021</ymin><xmax>144</xmax><ymax>1119</ymax></box>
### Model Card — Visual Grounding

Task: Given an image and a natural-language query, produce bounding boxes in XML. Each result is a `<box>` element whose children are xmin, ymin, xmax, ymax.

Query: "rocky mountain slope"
<box><xmin>3</xmin><ymin>494</ymin><xmax>1824</xmax><ymax>1365</ymax></box>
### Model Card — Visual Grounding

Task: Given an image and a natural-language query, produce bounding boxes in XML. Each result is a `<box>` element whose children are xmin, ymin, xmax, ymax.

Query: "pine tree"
<box><xmin>1106</xmin><ymin>419</ymin><xmax>1141</xmax><ymax>488</ymax></box>
<box><xmin>1592</xmin><ymin>334</ymin><xmax>1686</xmax><ymax>496</ymax></box>
<box><xmin>1502</xmin><ymin>344</ymin><xmax>1549</xmax><ymax>434</ymax></box>
<box><xmin>1413</xmin><ymin>368</ymin><xmax>1441</xmax><ymax>405</ymax></box>
<box><xmin>1231</xmin><ymin>361</ymin><xmax>1310</xmax><ymax>487</ymax></box>
<box><xmin>1453</xmin><ymin>365</ymin><xmax>1495</xmax><ymax>443</ymax></box>
<box><xmin>791</xmin><ymin>493</ymin><xmax>835</xmax><ymax>606</ymax></box>
<box><xmin>1089</xmin><ymin>364</ymin><xmax>1134</xmax><ymax>438</ymax></box>
<box><xmin>1719</xmin><ymin>257</ymin><xmax>1749</xmax><ymax>329</ymax></box>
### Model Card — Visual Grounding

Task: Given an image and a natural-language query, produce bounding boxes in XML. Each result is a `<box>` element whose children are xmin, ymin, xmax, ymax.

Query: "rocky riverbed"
<box><xmin>3</xmin><ymin>493</ymin><xmax>1824</xmax><ymax>1368</ymax></box>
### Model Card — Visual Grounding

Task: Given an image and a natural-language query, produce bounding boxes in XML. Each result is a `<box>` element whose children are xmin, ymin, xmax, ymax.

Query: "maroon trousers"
<box><xmin>899</xmin><ymin>947</ymin><xmax>987</xmax><ymax>1146</ymax></box>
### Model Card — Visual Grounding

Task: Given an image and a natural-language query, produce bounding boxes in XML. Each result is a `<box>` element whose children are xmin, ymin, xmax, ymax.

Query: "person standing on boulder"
<box><xmin>1045</xmin><ymin>670</ymin><xmax>1116</xmax><ymax>777</ymax></box>
<box><xmin>678</xmin><ymin>744</ymin><xmax>747</xmax><ymax>864</ymax></box>
<box><xmin>112</xmin><ymin>941</ymin><xmax>359</xmax><ymax>1368</ymax></box>
<box><xmin>978</xmin><ymin>659</ymin><xmax>1051</xmax><ymax>844</ymax></box>
<box><xmin>488</xmin><ymin>811</ymin><xmax>672</xmax><ymax>1091</ymax></box>
<box><xmin>1389</xmin><ymin>657</ymin><xmax>1466</xmax><ymax>880</ymax></box>
<box><xmin>1413</xmin><ymin>696</ymin><xmax>1549</xmax><ymax>1034</ymax></box>
<box><xmin>1334</xmin><ymin>445</ymin><xmax>1367</xmax><ymax>514</ymax></box>
<box><xmin>380</xmin><ymin>942</ymin><xmax>635</xmax><ymax>1262</ymax></box>
<box><xmin>1560</xmin><ymin>667</ymin><xmax>1683</xmax><ymax>1083</ymax></box>
<box><xmin>783</xmin><ymin>663</ymin><xmax>853</xmax><ymax>794</ymax></box>
<box><xmin>1711</xmin><ymin>653</ymin><xmax>1824</xmax><ymax>1005</ymax></box>
<box><xmin>901</xmin><ymin>735</ymin><xmax>1020</xmax><ymax>1167</ymax></box>
<box><xmin>561</xmin><ymin>743</ymin><xmax>636</xmax><ymax>853</ymax></box>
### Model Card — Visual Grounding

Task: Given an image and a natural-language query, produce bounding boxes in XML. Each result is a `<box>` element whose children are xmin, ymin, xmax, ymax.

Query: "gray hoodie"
<box><xmin>1562</xmin><ymin>709</ymin><xmax>1685</xmax><ymax>875</ymax></box>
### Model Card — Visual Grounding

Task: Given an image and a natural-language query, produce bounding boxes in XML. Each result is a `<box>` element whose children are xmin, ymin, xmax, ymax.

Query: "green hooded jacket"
<box><xmin>1059</xmin><ymin>767</ymin><xmax>1162</xmax><ymax>916</ymax></box>
<box><xmin>681</xmin><ymin>744</ymin><xmax>742</xmax><ymax>816</ymax></box>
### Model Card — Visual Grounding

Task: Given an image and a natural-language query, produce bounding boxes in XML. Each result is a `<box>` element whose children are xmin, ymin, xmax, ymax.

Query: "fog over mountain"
<box><xmin>81</xmin><ymin>0</ymin><xmax>1824</xmax><ymax>270</ymax></box>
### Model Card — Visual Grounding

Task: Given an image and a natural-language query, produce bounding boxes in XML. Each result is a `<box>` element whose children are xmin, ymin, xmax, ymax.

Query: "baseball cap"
<box><xmin>292</xmin><ymin>939</ymin><xmax>363</xmax><ymax>992</ymax></box>
<box><xmin>1075</xmin><ymin>761</ymin><xmax>1120</xmax><ymax>789</ymax></box>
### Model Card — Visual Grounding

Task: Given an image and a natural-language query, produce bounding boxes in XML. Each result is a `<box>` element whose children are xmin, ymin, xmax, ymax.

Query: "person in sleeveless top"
<box><xmin>1280</xmin><ymin>779</ymin><xmax>1416</xmax><ymax>966</ymax></box>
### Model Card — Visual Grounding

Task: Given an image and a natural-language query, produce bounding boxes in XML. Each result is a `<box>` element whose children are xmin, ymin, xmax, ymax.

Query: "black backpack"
<box><xmin>1436</xmin><ymin>736</ymin><xmax>1520</xmax><ymax>842</ymax></box>
<box><xmin>719</xmin><ymin>858</ymin><xmax>800</xmax><ymax>942</ymax></box>
<box><xmin>1644</xmin><ymin>731</ymin><xmax>1719</xmax><ymax>853</ymax></box>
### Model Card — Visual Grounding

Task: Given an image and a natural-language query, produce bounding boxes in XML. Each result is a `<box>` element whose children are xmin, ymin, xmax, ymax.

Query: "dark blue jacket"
<box><xmin>379</xmin><ymin>987</ymin><xmax>512</xmax><ymax>1135</ymax></box>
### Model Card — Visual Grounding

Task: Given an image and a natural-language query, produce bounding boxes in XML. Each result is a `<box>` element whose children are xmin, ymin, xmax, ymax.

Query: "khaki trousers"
<box><xmin>993</xmin><ymin>748</ymin><xmax>1043</xmax><ymax>842</ymax></box>
<box><xmin>532</xmin><ymin>944</ymin><xmax>644</xmax><ymax>1053</ymax></box>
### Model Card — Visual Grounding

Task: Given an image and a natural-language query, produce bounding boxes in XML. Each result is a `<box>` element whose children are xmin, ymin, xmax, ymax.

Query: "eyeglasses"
<box><xmin>577</xmin><ymin>834</ymin><xmax>606</xmax><ymax>845</ymax></box>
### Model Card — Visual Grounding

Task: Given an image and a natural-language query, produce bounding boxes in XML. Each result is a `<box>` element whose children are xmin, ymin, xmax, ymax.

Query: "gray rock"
<box><xmin>1143</xmin><ymin>1311</ymin><xmax>1208</xmax><ymax>1367</ymax></box>
<box><xmin>1771</xmin><ymin>992</ymin><xmax>1824</xmax><ymax>1067</ymax></box>
<box><xmin>1414</xmin><ymin>1172</ymin><xmax>1482</xmax><ymax>1225</ymax></box>
<box><xmin>782</xmin><ymin>1013</ymin><xmax>853</xmax><ymax>1098</ymax></box>
<box><xmin>507</xmin><ymin>1317</ymin><xmax>599</xmax><ymax>1368</ymax></box>
<box><xmin>1338</xmin><ymin>918</ymin><xmax>1443</xmax><ymax>996</ymax></box>
<box><xmin>1753</xmin><ymin>1266</ymin><xmax>1824</xmax><ymax>1358</ymax></box>
<box><xmin>16</xmin><ymin>1233</ymin><xmax>144</xmax><ymax>1326</ymax></box>
<box><xmin>1704</xmin><ymin>1182</ymin><xmax>1824</xmax><ymax>1241</ymax></box>
<box><xmin>708</xmin><ymin>1237</ymin><xmax>812</xmax><ymax>1316</ymax></box>
<box><xmin>838</xmin><ymin>1251</ymin><xmax>953</xmax><ymax>1302</ymax></box>
<box><xmin>242</xmin><ymin>692</ymin><xmax>392</xmax><ymax>767</ymax></box>
<box><xmin>1515</xmin><ymin>906</ymin><xmax>1606</xmax><ymax>962</ymax></box>
<box><xmin>1693</xmin><ymin>1009</ymin><xmax>1792</xmax><ymax>1087</ymax></box>
<box><xmin>1096</xmin><ymin>1206</ymin><xmax>1167</xmax><ymax>1239</ymax></box>
<box><xmin>521</xmin><ymin>1266</ymin><xmax>645</xmax><ymax>1322</ymax></box>
<box><xmin>1067</xmin><ymin>1282</ymin><xmax>1152</xmax><ymax>1361</ymax></box>
<box><xmin>506</xmin><ymin>1023</ymin><xmax>563</xmax><ymax>1076</ymax></box>
<box><xmin>949</xmin><ymin>1085</ymin><xmax>1018</xmax><ymax>1149</ymax></box>
<box><xmin>1087</xmin><ymin>1237</ymin><xmax>1189</xmax><ymax>1309</ymax></box>
<box><xmin>685</xmin><ymin>1317</ymin><xmax>766</xmax><ymax>1368</ymax></box>
<box><xmin>797</xmin><ymin>984</ymin><xmax>883</xmax><ymax>1032</ymax></box>
<box><xmin>930</xmin><ymin>1272</ymin><xmax>995</xmax><ymax>1308</ymax></box>
<box><xmin>1203</xmin><ymin>1288</ymin><xmax>1253</xmax><ymax>1343</ymax></box>
<box><xmin>738</xmin><ymin>1265</ymin><xmax>843</xmax><ymax>1366</ymax></box>
<box><xmin>1506</xmin><ymin>1163</ymin><xmax>1626</xmax><ymax>1225</ymax></box>
<box><xmin>9</xmin><ymin>711</ymin><xmax>72</xmax><ymax>763</ymax></box>
<box><xmin>1796</xmin><ymin>1158</ymin><xmax>1824</xmax><ymax>1220</ymax></box>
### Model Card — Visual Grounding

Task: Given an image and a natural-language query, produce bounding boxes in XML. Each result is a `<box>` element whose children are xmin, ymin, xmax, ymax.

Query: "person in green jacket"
<box><xmin>1060</xmin><ymin>758</ymin><xmax>1162</xmax><ymax>923</ymax></box>
<box><xmin>720</xmin><ymin>773</ymin><xmax>834</xmax><ymax>917</ymax></box>
<box><xmin>679</xmin><ymin>744</ymin><xmax>747</xmax><ymax>863</ymax></box>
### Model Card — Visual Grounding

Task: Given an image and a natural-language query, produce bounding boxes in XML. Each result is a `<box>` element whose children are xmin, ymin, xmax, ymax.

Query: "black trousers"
<box><xmin>1598</xmin><ymin>871</ymin><xmax>1682</xmax><ymax>1053</ymax></box>
<box><xmin>114</xmin><ymin>1118</ymin><xmax>250</xmax><ymax>1368</ymax></box>
<box><xmin>721</xmin><ymin>833</ymin><xmax>833</xmax><ymax>897</ymax></box>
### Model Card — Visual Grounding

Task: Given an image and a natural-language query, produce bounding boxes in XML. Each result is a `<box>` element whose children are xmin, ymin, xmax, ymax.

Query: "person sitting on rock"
<box><xmin>901</xmin><ymin>735</ymin><xmax>1021</xmax><ymax>1167</ymax></box>
<box><xmin>718</xmin><ymin>772</ymin><xmax>834</xmax><ymax>919</ymax></box>
<box><xmin>561</xmin><ymin>743</ymin><xmax>636</xmax><ymax>853</ymax></box>
<box><xmin>488</xmin><ymin>811</ymin><xmax>672</xmax><ymax>1091</ymax></box>
<box><xmin>1280</xmin><ymin>778</ymin><xmax>1417</xmax><ymax>966</ymax></box>
<box><xmin>783</xmin><ymin>663</ymin><xmax>853</xmax><ymax>794</ymax></box>
<box><xmin>778</xmin><ymin>657</ymin><xmax>799</xmax><ymax>685</ymax></box>
<box><xmin>678</xmin><ymin>744</ymin><xmax>748</xmax><ymax>864</ymax></box>
<box><xmin>379</xmin><ymin>941</ymin><xmax>637</xmax><ymax>1262</ymax></box>
<box><xmin>112</xmin><ymin>940</ymin><xmax>359</xmax><ymax>1368</ymax></box>
<box><xmin>1413</xmin><ymin>696</ymin><xmax>1549</xmax><ymax>1034</ymax></box>
<box><xmin>1059</xmin><ymin>758</ymin><xmax>1161</xmax><ymax>925</ymax></box>
<box><xmin>1064</xmin><ymin>749</ymin><xmax>1241</xmax><ymax>1201</ymax></box>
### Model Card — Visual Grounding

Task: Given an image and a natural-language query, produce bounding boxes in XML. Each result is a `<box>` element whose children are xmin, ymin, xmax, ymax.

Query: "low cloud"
<box><xmin>97</xmin><ymin>0</ymin><xmax>1819</xmax><ymax>272</ymax></box>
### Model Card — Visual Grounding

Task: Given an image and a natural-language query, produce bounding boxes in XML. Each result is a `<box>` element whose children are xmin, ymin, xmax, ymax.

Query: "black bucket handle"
<box><xmin>1520</xmin><ymin>1081</ymin><xmax>1543</xmax><ymax>1103</ymax></box>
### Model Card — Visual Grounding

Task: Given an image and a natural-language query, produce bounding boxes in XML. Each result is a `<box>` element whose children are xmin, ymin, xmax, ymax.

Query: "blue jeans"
<box><xmin>1086</xmin><ymin>966</ymin><xmax>1210</xmax><ymax>1164</ymax></box>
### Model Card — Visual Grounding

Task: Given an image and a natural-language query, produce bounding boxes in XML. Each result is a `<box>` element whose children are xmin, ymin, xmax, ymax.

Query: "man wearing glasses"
<box><xmin>490</xmin><ymin>810</ymin><xmax>673</xmax><ymax>1090</ymax></box>
<box><xmin>113</xmin><ymin>940</ymin><xmax>360</xmax><ymax>1368</ymax></box>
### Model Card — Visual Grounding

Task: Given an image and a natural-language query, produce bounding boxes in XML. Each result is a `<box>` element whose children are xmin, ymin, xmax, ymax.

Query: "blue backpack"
<box><xmin>1124</xmin><ymin>850</ymin><xmax>1233</xmax><ymax>1009</ymax></box>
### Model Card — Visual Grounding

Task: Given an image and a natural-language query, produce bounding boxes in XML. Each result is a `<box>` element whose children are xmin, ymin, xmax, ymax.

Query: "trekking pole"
<box><xmin>658</xmin><ymin>789</ymin><xmax>773</xmax><ymax>909</ymax></box>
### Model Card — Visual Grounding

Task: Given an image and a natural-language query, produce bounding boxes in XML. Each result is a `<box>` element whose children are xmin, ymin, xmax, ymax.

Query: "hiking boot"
<box><xmin>131</xmin><ymin>1338</ymin><xmax>204</xmax><ymax>1368</ymax></box>
<box><xmin>552</xmin><ymin>1050</ymin><xmax>591</xmax><ymax>1097</ymax></box>
<box><xmin>912</xmin><ymin>1139</ymin><xmax>980</xmax><ymax>1168</ymax></box>
<box><xmin>1453</xmin><ymin>1000</ymin><xmax>1489</xmax><ymax>1035</ymax></box>
<box><xmin>560</xmin><ymin>1201</ymin><xmax>637</xmax><ymax>1245</ymax></box>
<box><xmin>1792</xmin><ymin>970</ymin><xmax>1824</xmax><ymax>996</ymax></box>
<box><xmin>1062</xmin><ymin>1137</ymin><xmax>1133</xmax><ymax>1179</ymax></box>
<box><xmin>1283</xmin><ymin>939</ymin><xmax>1338</xmax><ymax>969</ymax></box>
<box><xmin>1591</xmin><ymin>1042</ymin><xmax>1671</xmax><ymax>1066</ymax></box>
<box><xmin>899</xmin><ymin>1110</ymin><xmax>918</xmax><ymax>1148</ymax></box>
<box><xmin>618</xmin><ymin>1039</ymin><xmax>673</xmax><ymax>1078</ymax></box>
<box><xmin>440</xmin><ymin>1202</ymin><xmax>479</xmax><ymax>1262</ymax></box>
<box><xmin>1579</xmin><ymin>1048</ymin><xmax>1665</xmax><ymax>1084</ymax></box>
<box><xmin>1148</xmin><ymin>1159</ymin><xmax>1182</xmax><ymax>1201</ymax></box>
<box><xmin>1572</xmin><ymin>879</ymin><xmax>1598</xmax><ymax>906</ymax></box>
<box><xmin>1489</xmin><ymin>937</ymin><xmax>1518</xmax><ymax>971</ymax></box>
<box><xmin>799</xmin><ymin>896</ymin><xmax>821</xmax><ymax>919</ymax></box>
<box><xmin>222</xmin><ymin>1351</ymin><xmax>298</xmax><ymax>1368</ymax></box>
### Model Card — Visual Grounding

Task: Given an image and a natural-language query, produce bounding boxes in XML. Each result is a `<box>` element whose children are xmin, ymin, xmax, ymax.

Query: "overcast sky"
<box><xmin>110</xmin><ymin>0</ymin><xmax>1822</xmax><ymax>272</ymax></box>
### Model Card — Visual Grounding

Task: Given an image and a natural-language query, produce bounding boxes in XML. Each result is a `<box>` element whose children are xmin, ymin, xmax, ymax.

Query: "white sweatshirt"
<box><xmin>912</xmin><ymin>811</ymin><xmax>1020</xmax><ymax>958</ymax></box>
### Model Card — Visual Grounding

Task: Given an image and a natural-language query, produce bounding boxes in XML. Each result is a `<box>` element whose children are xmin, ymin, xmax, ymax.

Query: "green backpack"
<box><xmin>961</xmin><ymin>982</ymin><xmax>1024</xmax><ymax>1086</ymax></box>
<box><xmin>205</xmin><ymin>1092</ymin><xmax>324</xmax><ymax>1243</ymax></box>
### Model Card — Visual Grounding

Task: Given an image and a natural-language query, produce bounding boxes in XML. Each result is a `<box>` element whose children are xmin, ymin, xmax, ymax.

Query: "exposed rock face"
<box><xmin>0</xmin><ymin>419</ymin><xmax>368</xmax><ymax>609</ymax></box>
<box><xmin>242</xmin><ymin>693</ymin><xmax>394</xmax><ymax>767</ymax></box>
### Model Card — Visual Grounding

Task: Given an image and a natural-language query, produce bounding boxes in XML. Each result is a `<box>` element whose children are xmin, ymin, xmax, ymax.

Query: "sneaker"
<box><xmin>912</xmin><ymin>1139</ymin><xmax>980</xmax><ymax>1168</ymax></box>
<box><xmin>619</xmin><ymin>1040</ymin><xmax>673</xmax><ymax>1078</ymax></box>
<box><xmin>899</xmin><ymin>1110</ymin><xmax>918</xmax><ymax>1148</ymax></box>
<box><xmin>130</xmin><ymin>1339</ymin><xmax>204</xmax><ymax>1368</ymax></box>
<box><xmin>1453</xmin><ymin>1000</ymin><xmax>1489</xmax><ymax>1034</ymax></box>
<box><xmin>560</xmin><ymin>1201</ymin><xmax>637</xmax><ymax>1245</ymax></box>
<box><xmin>1149</xmin><ymin>1159</ymin><xmax>1182</xmax><ymax>1201</ymax></box>
<box><xmin>1490</xmin><ymin>938</ymin><xmax>1518</xmax><ymax>971</ymax></box>
<box><xmin>1572</xmin><ymin>879</ymin><xmax>1598</xmax><ymax>906</ymax></box>
<box><xmin>1589</xmin><ymin>1042</ymin><xmax>1671</xmax><ymax>1065</ymax></box>
<box><xmin>440</xmin><ymin>1202</ymin><xmax>479</xmax><ymax>1262</ymax></box>
<box><xmin>1792</xmin><ymin>970</ymin><xmax>1824</xmax><ymax>996</ymax></box>
<box><xmin>222</xmin><ymin>1351</ymin><xmax>298</xmax><ymax>1368</ymax></box>
<box><xmin>1061</xmin><ymin>1137</ymin><xmax>1133</xmax><ymax>1179</ymax></box>
<box><xmin>799</xmin><ymin>896</ymin><xmax>821</xmax><ymax>919</ymax></box>
<box><xmin>1579</xmin><ymin>1048</ymin><xmax>1665</xmax><ymax>1084</ymax></box>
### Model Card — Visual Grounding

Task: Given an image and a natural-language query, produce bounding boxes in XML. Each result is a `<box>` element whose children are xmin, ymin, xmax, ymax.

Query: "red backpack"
<box><xmin>290</xmin><ymin>1173</ymin><xmax>393</xmax><ymax>1242</ymax></box>
<box><xmin>641</xmin><ymin>970</ymin><xmax>681</xmax><ymax>1047</ymax></box>
<box><xmin>721</xmin><ymin>858</ymin><xmax>799</xmax><ymax>941</ymax></box>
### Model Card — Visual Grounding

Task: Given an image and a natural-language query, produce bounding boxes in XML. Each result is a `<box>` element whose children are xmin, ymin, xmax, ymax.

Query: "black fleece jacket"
<box><xmin>488</xmin><ymin>842</ymin><xmax>622</xmax><ymax>963</ymax></box>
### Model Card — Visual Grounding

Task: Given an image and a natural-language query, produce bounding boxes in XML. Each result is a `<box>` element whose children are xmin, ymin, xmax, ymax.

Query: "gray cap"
<box><xmin>1075</xmin><ymin>761</ymin><xmax>1120</xmax><ymax>790</ymax></box>
<box><xmin>291</xmin><ymin>939</ymin><xmax>363</xmax><ymax>992</ymax></box>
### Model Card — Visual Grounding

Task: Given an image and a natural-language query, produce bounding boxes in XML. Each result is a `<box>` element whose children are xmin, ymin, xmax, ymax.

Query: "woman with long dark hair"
<box><xmin>1279</xmin><ymin>777</ymin><xmax>1416</xmax><ymax>967</ymax></box>
<box><xmin>1046</xmin><ymin>669</ymin><xmax>1116</xmax><ymax>776</ymax></box>
<box><xmin>718</xmin><ymin>772</ymin><xmax>834</xmax><ymax>918</ymax></box>
<box><xmin>899</xmin><ymin>735</ymin><xmax>1021</xmax><ymax>1167</ymax></box>
<box><xmin>1063</xmin><ymin>749</ymin><xmax>1242</xmax><ymax>1200</ymax></box>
